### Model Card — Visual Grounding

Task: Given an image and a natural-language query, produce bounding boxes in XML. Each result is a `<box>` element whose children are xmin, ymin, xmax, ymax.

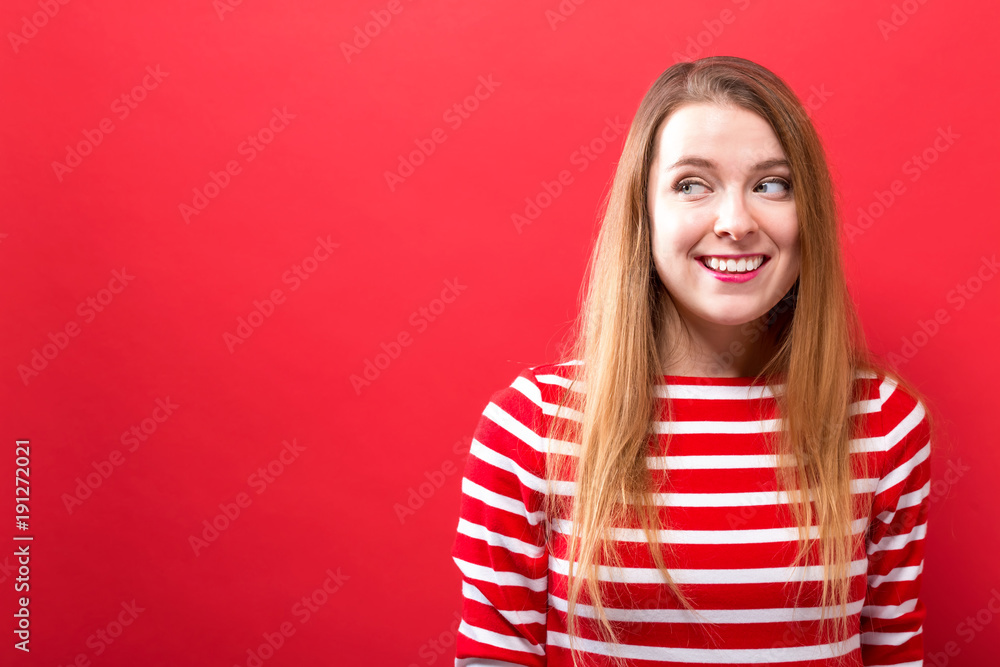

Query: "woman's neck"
<box><xmin>659</xmin><ymin>308</ymin><xmax>778</xmax><ymax>378</ymax></box>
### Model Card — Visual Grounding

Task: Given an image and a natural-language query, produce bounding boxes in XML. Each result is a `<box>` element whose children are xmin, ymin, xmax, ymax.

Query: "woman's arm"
<box><xmin>861</xmin><ymin>377</ymin><xmax>932</xmax><ymax>665</ymax></box>
<box><xmin>451</xmin><ymin>368</ymin><xmax>550</xmax><ymax>666</ymax></box>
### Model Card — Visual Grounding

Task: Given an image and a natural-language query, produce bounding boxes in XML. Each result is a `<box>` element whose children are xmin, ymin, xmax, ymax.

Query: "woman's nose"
<box><xmin>713</xmin><ymin>190</ymin><xmax>759</xmax><ymax>240</ymax></box>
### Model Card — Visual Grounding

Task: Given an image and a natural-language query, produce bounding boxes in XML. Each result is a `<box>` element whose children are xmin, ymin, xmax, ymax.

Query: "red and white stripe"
<box><xmin>452</xmin><ymin>361</ymin><xmax>930</xmax><ymax>666</ymax></box>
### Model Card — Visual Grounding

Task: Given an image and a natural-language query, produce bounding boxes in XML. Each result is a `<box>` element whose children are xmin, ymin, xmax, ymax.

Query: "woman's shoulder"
<box><xmin>855</xmin><ymin>363</ymin><xmax>934</xmax><ymax>471</ymax></box>
<box><xmin>491</xmin><ymin>359</ymin><xmax>581</xmax><ymax>399</ymax></box>
<box><xmin>476</xmin><ymin>359</ymin><xmax>572</xmax><ymax>416</ymax></box>
<box><xmin>467</xmin><ymin>362</ymin><xmax>577</xmax><ymax>478</ymax></box>
<box><xmin>474</xmin><ymin>360</ymin><xmax>583</xmax><ymax>434</ymax></box>
<box><xmin>857</xmin><ymin>363</ymin><xmax>931</xmax><ymax>422</ymax></box>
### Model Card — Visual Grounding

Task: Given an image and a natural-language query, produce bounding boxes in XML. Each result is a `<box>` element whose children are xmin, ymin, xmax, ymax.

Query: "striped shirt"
<box><xmin>450</xmin><ymin>361</ymin><xmax>930</xmax><ymax>666</ymax></box>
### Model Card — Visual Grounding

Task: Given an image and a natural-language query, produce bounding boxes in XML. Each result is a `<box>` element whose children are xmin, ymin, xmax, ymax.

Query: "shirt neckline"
<box><xmin>660</xmin><ymin>373</ymin><xmax>782</xmax><ymax>386</ymax></box>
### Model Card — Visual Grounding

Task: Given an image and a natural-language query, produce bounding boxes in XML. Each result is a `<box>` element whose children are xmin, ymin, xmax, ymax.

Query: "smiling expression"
<box><xmin>647</xmin><ymin>102</ymin><xmax>801</xmax><ymax>330</ymax></box>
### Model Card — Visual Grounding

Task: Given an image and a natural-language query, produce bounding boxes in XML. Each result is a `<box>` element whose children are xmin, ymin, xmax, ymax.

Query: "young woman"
<box><xmin>451</xmin><ymin>56</ymin><xmax>933</xmax><ymax>667</ymax></box>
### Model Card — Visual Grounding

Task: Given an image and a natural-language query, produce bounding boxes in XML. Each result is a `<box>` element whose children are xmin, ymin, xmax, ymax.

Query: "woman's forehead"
<box><xmin>653</xmin><ymin>103</ymin><xmax>786</xmax><ymax>168</ymax></box>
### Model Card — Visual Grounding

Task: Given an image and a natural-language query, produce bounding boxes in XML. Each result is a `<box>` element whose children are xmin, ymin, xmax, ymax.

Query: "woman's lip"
<box><xmin>697</xmin><ymin>255</ymin><xmax>768</xmax><ymax>282</ymax></box>
<box><xmin>696</xmin><ymin>253</ymin><xmax>770</xmax><ymax>260</ymax></box>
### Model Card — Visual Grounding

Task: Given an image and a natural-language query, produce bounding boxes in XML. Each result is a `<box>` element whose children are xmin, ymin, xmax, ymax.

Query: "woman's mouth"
<box><xmin>697</xmin><ymin>254</ymin><xmax>769</xmax><ymax>282</ymax></box>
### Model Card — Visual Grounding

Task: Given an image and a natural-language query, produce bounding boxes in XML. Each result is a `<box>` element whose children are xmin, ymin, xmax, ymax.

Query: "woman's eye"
<box><xmin>674</xmin><ymin>180</ymin><xmax>708</xmax><ymax>195</ymax></box>
<box><xmin>754</xmin><ymin>178</ymin><xmax>791</xmax><ymax>195</ymax></box>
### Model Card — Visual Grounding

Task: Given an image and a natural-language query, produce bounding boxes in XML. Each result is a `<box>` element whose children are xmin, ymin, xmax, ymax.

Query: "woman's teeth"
<box><xmin>701</xmin><ymin>255</ymin><xmax>765</xmax><ymax>273</ymax></box>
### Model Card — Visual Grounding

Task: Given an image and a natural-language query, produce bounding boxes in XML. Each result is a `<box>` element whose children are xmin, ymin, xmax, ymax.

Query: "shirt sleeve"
<box><xmin>861</xmin><ymin>376</ymin><xmax>932</xmax><ymax>666</ymax></box>
<box><xmin>451</xmin><ymin>368</ymin><xmax>550</xmax><ymax>667</ymax></box>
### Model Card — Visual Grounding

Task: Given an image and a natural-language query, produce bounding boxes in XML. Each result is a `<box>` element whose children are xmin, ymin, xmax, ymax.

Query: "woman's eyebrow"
<box><xmin>666</xmin><ymin>155</ymin><xmax>791</xmax><ymax>171</ymax></box>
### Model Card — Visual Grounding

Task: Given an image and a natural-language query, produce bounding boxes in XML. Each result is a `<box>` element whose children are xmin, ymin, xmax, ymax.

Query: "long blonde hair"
<box><xmin>542</xmin><ymin>56</ymin><xmax>933</xmax><ymax>665</ymax></box>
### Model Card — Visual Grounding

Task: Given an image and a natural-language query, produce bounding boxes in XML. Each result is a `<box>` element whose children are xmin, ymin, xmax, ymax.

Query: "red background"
<box><xmin>2</xmin><ymin>1</ymin><xmax>998</xmax><ymax>665</ymax></box>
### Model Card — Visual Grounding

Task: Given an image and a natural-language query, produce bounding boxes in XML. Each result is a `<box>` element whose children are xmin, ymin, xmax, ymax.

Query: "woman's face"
<box><xmin>647</xmin><ymin>102</ymin><xmax>800</xmax><ymax>331</ymax></box>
